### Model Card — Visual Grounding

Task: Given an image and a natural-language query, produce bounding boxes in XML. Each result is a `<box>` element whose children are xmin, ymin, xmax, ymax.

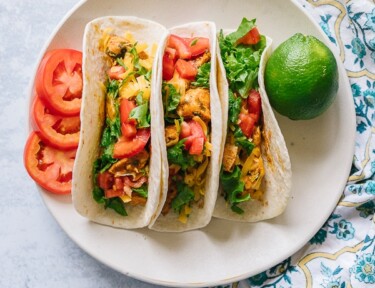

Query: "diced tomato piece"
<box><xmin>186</xmin><ymin>37</ymin><xmax>210</xmax><ymax>57</ymax></box>
<box><xmin>162</xmin><ymin>52</ymin><xmax>175</xmax><ymax>81</ymax></box>
<box><xmin>24</xmin><ymin>132</ymin><xmax>76</xmax><ymax>194</ymax></box>
<box><xmin>36</xmin><ymin>49</ymin><xmax>83</xmax><ymax>116</ymax></box>
<box><xmin>189</xmin><ymin>137</ymin><xmax>204</xmax><ymax>155</ymax></box>
<box><xmin>180</xmin><ymin>121</ymin><xmax>192</xmax><ymax>138</ymax></box>
<box><xmin>120</xmin><ymin>99</ymin><xmax>137</xmax><ymax>138</ymax></box>
<box><xmin>113</xmin><ymin>128</ymin><xmax>150</xmax><ymax>158</ymax></box>
<box><xmin>247</xmin><ymin>90</ymin><xmax>262</xmax><ymax>122</ymax></box>
<box><xmin>32</xmin><ymin>96</ymin><xmax>80</xmax><ymax>150</ymax></box>
<box><xmin>180</xmin><ymin>120</ymin><xmax>206</xmax><ymax>154</ymax></box>
<box><xmin>237</xmin><ymin>27</ymin><xmax>261</xmax><ymax>45</ymax></box>
<box><xmin>108</xmin><ymin>65</ymin><xmax>126</xmax><ymax>80</ymax></box>
<box><xmin>105</xmin><ymin>189</ymin><xmax>124</xmax><ymax>198</ymax></box>
<box><xmin>239</xmin><ymin>113</ymin><xmax>257</xmax><ymax>138</ymax></box>
<box><xmin>167</xmin><ymin>35</ymin><xmax>192</xmax><ymax>59</ymax></box>
<box><xmin>97</xmin><ymin>172</ymin><xmax>114</xmax><ymax>190</ymax></box>
<box><xmin>175</xmin><ymin>59</ymin><xmax>197</xmax><ymax>80</ymax></box>
<box><xmin>165</xmin><ymin>47</ymin><xmax>178</xmax><ymax>62</ymax></box>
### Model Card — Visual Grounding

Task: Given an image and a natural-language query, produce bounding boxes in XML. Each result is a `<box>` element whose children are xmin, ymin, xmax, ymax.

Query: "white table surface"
<box><xmin>0</xmin><ymin>1</ymin><xmax>163</xmax><ymax>287</ymax></box>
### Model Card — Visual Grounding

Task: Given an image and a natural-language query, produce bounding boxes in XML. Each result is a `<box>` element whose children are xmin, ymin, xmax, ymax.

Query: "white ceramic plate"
<box><xmin>29</xmin><ymin>0</ymin><xmax>356</xmax><ymax>287</ymax></box>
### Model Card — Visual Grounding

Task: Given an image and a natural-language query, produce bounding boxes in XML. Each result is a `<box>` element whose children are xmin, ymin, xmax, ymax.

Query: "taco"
<box><xmin>149</xmin><ymin>22</ymin><xmax>222</xmax><ymax>232</ymax></box>
<box><xmin>214</xmin><ymin>18</ymin><xmax>292</xmax><ymax>221</ymax></box>
<box><xmin>72</xmin><ymin>16</ymin><xmax>168</xmax><ymax>229</ymax></box>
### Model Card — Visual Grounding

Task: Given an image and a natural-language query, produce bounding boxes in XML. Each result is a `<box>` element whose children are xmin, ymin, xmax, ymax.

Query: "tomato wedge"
<box><xmin>239</xmin><ymin>113</ymin><xmax>257</xmax><ymax>138</ymax></box>
<box><xmin>237</xmin><ymin>27</ymin><xmax>261</xmax><ymax>45</ymax></box>
<box><xmin>36</xmin><ymin>49</ymin><xmax>83</xmax><ymax>116</ymax></box>
<box><xmin>33</xmin><ymin>96</ymin><xmax>80</xmax><ymax>150</ymax></box>
<box><xmin>167</xmin><ymin>35</ymin><xmax>192</xmax><ymax>59</ymax></box>
<box><xmin>175</xmin><ymin>59</ymin><xmax>197</xmax><ymax>80</ymax></box>
<box><xmin>186</xmin><ymin>37</ymin><xmax>210</xmax><ymax>57</ymax></box>
<box><xmin>113</xmin><ymin>128</ymin><xmax>151</xmax><ymax>159</ymax></box>
<box><xmin>24</xmin><ymin>132</ymin><xmax>76</xmax><ymax>194</ymax></box>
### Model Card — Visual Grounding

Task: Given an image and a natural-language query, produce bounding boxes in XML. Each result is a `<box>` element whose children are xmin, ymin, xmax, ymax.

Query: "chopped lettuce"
<box><xmin>220</xmin><ymin>166</ymin><xmax>250</xmax><ymax>214</ymax></box>
<box><xmin>167</xmin><ymin>139</ymin><xmax>196</xmax><ymax>170</ymax></box>
<box><xmin>234</xmin><ymin>127</ymin><xmax>255</xmax><ymax>155</ymax></box>
<box><xmin>162</xmin><ymin>82</ymin><xmax>181</xmax><ymax>122</ymax></box>
<box><xmin>191</xmin><ymin>62</ymin><xmax>210</xmax><ymax>88</ymax></box>
<box><xmin>218</xmin><ymin>18</ymin><xmax>266</xmax><ymax>98</ymax></box>
<box><xmin>171</xmin><ymin>182</ymin><xmax>194</xmax><ymax>213</ymax></box>
<box><xmin>228</xmin><ymin>90</ymin><xmax>241</xmax><ymax>125</ymax></box>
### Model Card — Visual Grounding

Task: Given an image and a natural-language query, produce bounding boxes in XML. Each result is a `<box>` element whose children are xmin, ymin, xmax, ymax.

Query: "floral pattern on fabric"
<box><xmin>211</xmin><ymin>0</ymin><xmax>375</xmax><ymax>287</ymax></box>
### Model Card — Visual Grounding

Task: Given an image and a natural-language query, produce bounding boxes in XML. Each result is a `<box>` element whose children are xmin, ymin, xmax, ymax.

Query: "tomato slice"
<box><xmin>175</xmin><ymin>59</ymin><xmax>197</xmax><ymax>80</ymax></box>
<box><xmin>108</xmin><ymin>65</ymin><xmax>126</xmax><ymax>80</ymax></box>
<box><xmin>33</xmin><ymin>96</ymin><xmax>80</xmax><ymax>150</ymax></box>
<box><xmin>167</xmin><ymin>35</ymin><xmax>192</xmax><ymax>59</ymax></box>
<box><xmin>237</xmin><ymin>27</ymin><xmax>261</xmax><ymax>45</ymax></box>
<box><xmin>36</xmin><ymin>49</ymin><xmax>83</xmax><ymax>116</ymax></box>
<box><xmin>162</xmin><ymin>51</ymin><xmax>175</xmax><ymax>81</ymax></box>
<box><xmin>24</xmin><ymin>132</ymin><xmax>76</xmax><ymax>194</ymax></box>
<box><xmin>120</xmin><ymin>99</ymin><xmax>137</xmax><ymax>138</ymax></box>
<box><xmin>113</xmin><ymin>128</ymin><xmax>151</xmax><ymax>159</ymax></box>
<box><xmin>247</xmin><ymin>90</ymin><xmax>262</xmax><ymax>122</ymax></box>
<box><xmin>186</xmin><ymin>37</ymin><xmax>210</xmax><ymax>57</ymax></box>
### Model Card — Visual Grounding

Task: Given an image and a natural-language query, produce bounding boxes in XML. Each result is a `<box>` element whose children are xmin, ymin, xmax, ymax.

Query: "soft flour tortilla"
<box><xmin>149</xmin><ymin>22</ymin><xmax>223</xmax><ymax>232</ymax></box>
<box><xmin>72</xmin><ymin>16</ymin><xmax>168</xmax><ymax>229</ymax></box>
<box><xmin>213</xmin><ymin>34</ymin><xmax>292</xmax><ymax>222</ymax></box>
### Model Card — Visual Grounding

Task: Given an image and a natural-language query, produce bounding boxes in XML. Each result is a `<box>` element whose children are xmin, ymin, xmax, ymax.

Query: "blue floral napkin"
<box><xmin>214</xmin><ymin>0</ymin><xmax>375</xmax><ymax>287</ymax></box>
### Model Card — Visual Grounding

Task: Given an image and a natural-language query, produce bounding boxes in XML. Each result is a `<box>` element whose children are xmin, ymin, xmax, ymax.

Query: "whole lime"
<box><xmin>264</xmin><ymin>33</ymin><xmax>338</xmax><ymax>120</ymax></box>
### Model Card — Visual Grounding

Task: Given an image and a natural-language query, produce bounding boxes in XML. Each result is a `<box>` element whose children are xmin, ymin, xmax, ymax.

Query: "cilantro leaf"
<box><xmin>105</xmin><ymin>197</ymin><xmax>128</xmax><ymax>216</ymax></box>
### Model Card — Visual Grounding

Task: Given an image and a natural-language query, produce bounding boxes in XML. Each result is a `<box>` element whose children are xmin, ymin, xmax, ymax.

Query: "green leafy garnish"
<box><xmin>191</xmin><ymin>62</ymin><xmax>210</xmax><ymax>89</ymax></box>
<box><xmin>132</xmin><ymin>184</ymin><xmax>148</xmax><ymax>198</ymax></box>
<box><xmin>228</xmin><ymin>90</ymin><xmax>241</xmax><ymax>125</ymax></box>
<box><xmin>105</xmin><ymin>197</ymin><xmax>128</xmax><ymax>216</ymax></box>
<box><xmin>167</xmin><ymin>139</ymin><xmax>196</xmax><ymax>170</ymax></box>
<box><xmin>220</xmin><ymin>166</ymin><xmax>250</xmax><ymax>214</ymax></box>
<box><xmin>171</xmin><ymin>182</ymin><xmax>194</xmax><ymax>213</ymax></box>
<box><xmin>218</xmin><ymin>18</ymin><xmax>266</xmax><ymax>98</ymax></box>
<box><xmin>129</xmin><ymin>44</ymin><xmax>149</xmax><ymax>78</ymax></box>
<box><xmin>190</xmin><ymin>38</ymin><xmax>198</xmax><ymax>46</ymax></box>
<box><xmin>162</xmin><ymin>82</ymin><xmax>181</xmax><ymax>122</ymax></box>
<box><xmin>234</xmin><ymin>127</ymin><xmax>255</xmax><ymax>155</ymax></box>
<box><xmin>116</xmin><ymin>57</ymin><xmax>127</xmax><ymax>70</ymax></box>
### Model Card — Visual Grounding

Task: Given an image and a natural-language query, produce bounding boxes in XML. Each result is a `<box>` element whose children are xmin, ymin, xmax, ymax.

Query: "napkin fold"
<box><xmin>212</xmin><ymin>0</ymin><xmax>375</xmax><ymax>287</ymax></box>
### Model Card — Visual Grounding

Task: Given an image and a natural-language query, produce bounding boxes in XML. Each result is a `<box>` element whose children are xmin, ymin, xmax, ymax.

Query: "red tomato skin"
<box><xmin>108</xmin><ymin>66</ymin><xmax>126</xmax><ymax>80</ymax></box>
<box><xmin>24</xmin><ymin>132</ymin><xmax>76</xmax><ymax>194</ymax></box>
<box><xmin>187</xmin><ymin>37</ymin><xmax>210</xmax><ymax>57</ymax></box>
<box><xmin>113</xmin><ymin>128</ymin><xmax>151</xmax><ymax>159</ymax></box>
<box><xmin>32</xmin><ymin>96</ymin><xmax>80</xmax><ymax>150</ymax></box>
<box><xmin>105</xmin><ymin>189</ymin><xmax>124</xmax><ymax>198</ymax></box>
<box><xmin>165</xmin><ymin>47</ymin><xmax>178</xmax><ymax>62</ymax></box>
<box><xmin>97</xmin><ymin>172</ymin><xmax>114</xmax><ymax>190</ymax></box>
<box><xmin>189</xmin><ymin>137</ymin><xmax>204</xmax><ymax>155</ymax></box>
<box><xmin>167</xmin><ymin>35</ymin><xmax>192</xmax><ymax>59</ymax></box>
<box><xmin>162</xmin><ymin>52</ymin><xmax>175</xmax><ymax>81</ymax></box>
<box><xmin>120</xmin><ymin>99</ymin><xmax>137</xmax><ymax>138</ymax></box>
<box><xmin>175</xmin><ymin>59</ymin><xmax>197</xmax><ymax>80</ymax></box>
<box><xmin>180</xmin><ymin>121</ymin><xmax>192</xmax><ymax>139</ymax></box>
<box><xmin>36</xmin><ymin>49</ymin><xmax>83</xmax><ymax>116</ymax></box>
<box><xmin>247</xmin><ymin>90</ymin><xmax>262</xmax><ymax>122</ymax></box>
<box><xmin>238</xmin><ymin>113</ymin><xmax>256</xmax><ymax>138</ymax></box>
<box><xmin>237</xmin><ymin>27</ymin><xmax>261</xmax><ymax>45</ymax></box>
<box><xmin>180</xmin><ymin>120</ymin><xmax>206</xmax><ymax>154</ymax></box>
